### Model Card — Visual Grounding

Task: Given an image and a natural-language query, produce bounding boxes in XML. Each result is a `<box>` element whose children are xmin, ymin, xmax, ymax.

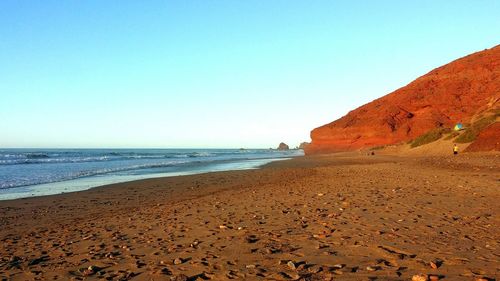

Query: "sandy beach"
<box><xmin>0</xmin><ymin>153</ymin><xmax>498</xmax><ymax>281</ymax></box>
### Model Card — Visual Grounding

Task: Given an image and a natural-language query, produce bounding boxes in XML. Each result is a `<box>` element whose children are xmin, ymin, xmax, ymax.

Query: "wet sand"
<box><xmin>0</xmin><ymin>153</ymin><xmax>498</xmax><ymax>280</ymax></box>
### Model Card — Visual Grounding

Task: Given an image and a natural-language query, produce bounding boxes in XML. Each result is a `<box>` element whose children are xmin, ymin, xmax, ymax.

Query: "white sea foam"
<box><xmin>0</xmin><ymin>160</ymin><xmax>187</xmax><ymax>189</ymax></box>
<box><xmin>0</xmin><ymin>149</ymin><xmax>304</xmax><ymax>199</ymax></box>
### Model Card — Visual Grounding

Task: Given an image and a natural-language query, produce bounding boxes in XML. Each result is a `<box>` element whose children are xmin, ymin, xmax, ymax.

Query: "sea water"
<box><xmin>0</xmin><ymin>148</ymin><xmax>303</xmax><ymax>200</ymax></box>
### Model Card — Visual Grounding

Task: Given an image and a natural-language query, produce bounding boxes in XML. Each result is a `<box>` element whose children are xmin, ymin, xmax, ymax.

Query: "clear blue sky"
<box><xmin>1</xmin><ymin>1</ymin><xmax>498</xmax><ymax>148</ymax></box>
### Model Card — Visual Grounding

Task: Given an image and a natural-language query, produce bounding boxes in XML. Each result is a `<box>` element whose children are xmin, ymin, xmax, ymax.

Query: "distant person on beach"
<box><xmin>453</xmin><ymin>144</ymin><xmax>459</xmax><ymax>155</ymax></box>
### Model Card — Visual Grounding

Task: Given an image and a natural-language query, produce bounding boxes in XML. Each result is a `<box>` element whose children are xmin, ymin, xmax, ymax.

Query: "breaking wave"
<box><xmin>0</xmin><ymin>161</ymin><xmax>183</xmax><ymax>189</ymax></box>
<box><xmin>0</xmin><ymin>149</ymin><xmax>303</xmax><ymax>193</ymax></box>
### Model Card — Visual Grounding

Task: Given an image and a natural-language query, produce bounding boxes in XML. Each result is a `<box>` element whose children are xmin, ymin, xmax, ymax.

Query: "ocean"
<box><xmin>0</xmin><ymin>148</ymin><xmax>303</xmax><ymax>200</ymax></box>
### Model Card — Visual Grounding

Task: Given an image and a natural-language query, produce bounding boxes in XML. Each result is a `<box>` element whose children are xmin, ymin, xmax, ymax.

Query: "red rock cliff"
<box><xmin>306</xmin><ymin>45</ymin><xmax>500</xmax><ymax>155</ymax></box>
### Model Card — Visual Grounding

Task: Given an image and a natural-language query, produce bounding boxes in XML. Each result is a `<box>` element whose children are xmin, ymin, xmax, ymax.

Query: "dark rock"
<box><xmin>245</xmin><ymin>235</ymin><xmax>259</xmax><ymax>243</ymax></box>
<box><xmin>28</xmin><ymin>256</ymin><xmax>49</xmax><ymax>266</ymax></box>
<box><xmin>277</xmin><ymin>142</ymin><xmax>289</xmax><ymax>150</ymax></box>
<box><xmin>298</xmin><ymin>142</ymin><xmax>310</xmax><ymax>150</ymax></box>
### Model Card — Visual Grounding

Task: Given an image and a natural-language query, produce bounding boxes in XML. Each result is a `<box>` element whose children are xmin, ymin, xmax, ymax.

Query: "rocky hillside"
<box><xmin>306</xmin><ymin>45</ymin><xmax>500</xmax><ymax>155</ymax></box>
<box><xmin>465</xmin><ymin>122</ymin><xmax>500</xmax><ymax>152</ymax></box>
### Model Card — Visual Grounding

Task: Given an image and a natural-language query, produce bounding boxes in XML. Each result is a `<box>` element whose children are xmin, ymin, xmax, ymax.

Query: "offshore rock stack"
<box><xmin>277</xmin><ymin>142</ymin><xmax>289</xmax><ymax>150</ymax></box>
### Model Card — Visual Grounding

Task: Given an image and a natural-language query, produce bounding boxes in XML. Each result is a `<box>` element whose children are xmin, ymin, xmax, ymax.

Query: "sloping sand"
<box><xmin>374</xmin><ymin>137</ymin><xmax>471</xmax><ymax>157</ymax></box>
<box><xmin>0</xmin><ymin>153</ymin><xmax>498</xmax><ymax>280</ymax></box>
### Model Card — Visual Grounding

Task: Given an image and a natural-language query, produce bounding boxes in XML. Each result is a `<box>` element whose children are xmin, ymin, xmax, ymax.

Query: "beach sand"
<box><xmin>0</xmin><ymin>153</ymin><xmax>498</xmax><ymax>280</ymax></box>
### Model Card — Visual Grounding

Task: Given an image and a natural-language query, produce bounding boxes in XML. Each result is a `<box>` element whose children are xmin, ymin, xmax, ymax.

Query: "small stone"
<box><xmin>226</xmin><ymin>270</ymin><xmax>238</xmax><ymax>279</ymax></box>
<box><xmin>161</xmin><ymin>267</ymin><xmax>172</xmax><ymax>275</ymax></box>
<box><xmin>366</xmin><ymin>266</ymin><xmax>378</xmax><ymax>271</ymax></box>
<box><xmin>28</xmin><ymin>256</ymin><xmax>49</xmax><ymax>266</ymax></box>
<box><xmin>307</xmin><ymin>265</ymin><xmax>322</xmax><ymax>273</ymax></box>
<box><xmin>80</xmin><ymin>265</ymin><xmax>99</xmax><ymax>276</ymax></box>
<box><xmin>316</xmin><ymin>243</ymin><xmax>328</xmax><ymax>249</ymax></box>
<box><xmin>412</xmin><ymin>274</ymin><xmax>429</xmax><ymax>281</ymax></box>
<box><xmin>429</xmin><ymin>275</ymin><xmax>440</xmax><ymax>281</ymax></box>
<box><xmin>135</xmin><ymin>260</ymin><xmax>146</xmax><ymax>268</ymax></box>
<box><xmin>288</xmin><ymin>272</ymin><xmax>300</xmax><ymax>280</ymax></box>
<box><xmin>296</xmin><ymin>263</ymin><xmax>307</xmax><ymax>271</ymax></box>
<box><xmin>332</xmin><ymin>264</ymin><xmax>345</xmax><ymax>269</ymax></box>
<box><xmin>173</xmin><ymin>258</ymin><xmax>183</xmax><ymax>265</ymax></box>
<box><xmin>219</xmin><ymin>225</ymin><xmax>227</xmax><ymax>229</ymax></box>
<box><xmin>170</xmin><ymin>274</ymin><xmax>188</xmax><ymax>281</ymax></box>
<box><xmin>9</xmin><ymin>256</ymin><xmax>21</xmax><ymax>262</ymax></box>
<box><xmin>203</xmin><ymin>272</ymin><xmax>215</xmax><ymax>279</ymax></box>
<box><xmin>245</xmin><ymin>235</ymin><xmax>259</xmax><ymax>243</ymax></box>
<box><xmin>278</xmin><ymin>260</ymin><xmax>289</xmax><ymax>265</ymax></box>
<box><xmin>287</xmin><ymin>261</ymin><xmax>296</xmax><ymax>270</ymax></box>
<box><xmin>430</xmin><ymin>261</ymin><xmax>439</xmax><ymax>269</ymax></box>
<box><xmin>267</xmin><ymin>272</ymin><xmax>290</xmax><ymax>281</ymax></box>
<box><xmin>245</xmin><ymin>264</ymin><xmax>256</xmax><ymax>269</ymax></box>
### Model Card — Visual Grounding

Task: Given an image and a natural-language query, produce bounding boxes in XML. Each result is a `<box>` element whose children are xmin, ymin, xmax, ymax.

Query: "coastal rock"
<box><xmin>298</xmin><ymin>142</ymin><xmax>310</xmax><ymax>150</ymax></box>
<box><xmin>277</xmin><ymin>142</ymin><xmax>290</xmax><ymax>150</ymax></box>
<box><xmin>306</xmin><ymin>45</ymin><xmax>500</xmax><ymax>154</ymax></box>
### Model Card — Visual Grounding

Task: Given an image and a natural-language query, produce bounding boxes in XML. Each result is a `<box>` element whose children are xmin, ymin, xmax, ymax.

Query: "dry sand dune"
<box><xmin>0</xmin><ymin>153</ymin><xmax>498</xmax><ymax>281</ymax></box>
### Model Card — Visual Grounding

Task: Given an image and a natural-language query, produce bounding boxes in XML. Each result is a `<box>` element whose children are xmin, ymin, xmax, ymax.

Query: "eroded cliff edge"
<box><xmin>306</xmin><ymin>45</ymin><xmax>500</xmax><ymax>155</ymax></box>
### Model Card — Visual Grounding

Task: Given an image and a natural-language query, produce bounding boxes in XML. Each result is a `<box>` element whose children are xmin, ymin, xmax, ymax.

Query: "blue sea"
<box><xmin>0</xmin><ymin>148</ymin><xmax>303</xmax><ymax>200</ymax></box>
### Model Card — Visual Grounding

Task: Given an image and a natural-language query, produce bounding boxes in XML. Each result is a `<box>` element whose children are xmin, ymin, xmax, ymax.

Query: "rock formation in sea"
<box><xmin>298</xmin><ymin>142</ymin><xmax>310</xmax><ymax>150</ymax></box>
<box><xmin>306</xmin><ymin>45</ymin><xmax>500</xmax><ymax>155</ymax></box>
<box><xmin>277</xmin><ymin>142</ymin><xmax>290</xmax><ymax>150</ymax></box>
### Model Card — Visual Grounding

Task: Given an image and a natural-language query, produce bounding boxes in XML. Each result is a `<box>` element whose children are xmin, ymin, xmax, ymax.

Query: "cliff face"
<box><xmin>465</xmin><ymin>122</ymin><xmax>500</xmax><ymax>152</ymax></box>
<box><xmin>306</xmin><ymin>46</ymin><xmax>500</xmax><ymax>155</ymax></box>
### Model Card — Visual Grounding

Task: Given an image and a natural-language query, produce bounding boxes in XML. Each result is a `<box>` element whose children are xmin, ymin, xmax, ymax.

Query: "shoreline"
<box><xmin>0</xmin><ymin>152</ymin><xmax>498</xmax><ymax>280</ymax></box>
<box><xmin>0</xmin><ymin>152</ymin><xmax>385</xmax><ymax>204</ymax></box>
<box><xmin>0</xmin><ymin>154</ymin><xmax>298</xmax><ymax>201</ymax></box>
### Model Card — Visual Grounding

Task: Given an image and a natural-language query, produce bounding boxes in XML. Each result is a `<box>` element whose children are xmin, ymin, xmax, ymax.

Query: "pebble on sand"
<box><xmin>412</xmin><ymin>274</ymin><xmax>429</xmax><ymax>281</ymax></box>
<box><xmin>287</xmin><ymin>260</ymin><xmax>296</xmax><ymax>270</ymax></box>
<box><xmin>429</xmin><ymin>275</ymin><xmax>440</xmax><ymax>281</ymax></box>
<box><xmin>366</xmin><ymin>266</ymin><xmax>379</xmax><ymax>271</ymax></box>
